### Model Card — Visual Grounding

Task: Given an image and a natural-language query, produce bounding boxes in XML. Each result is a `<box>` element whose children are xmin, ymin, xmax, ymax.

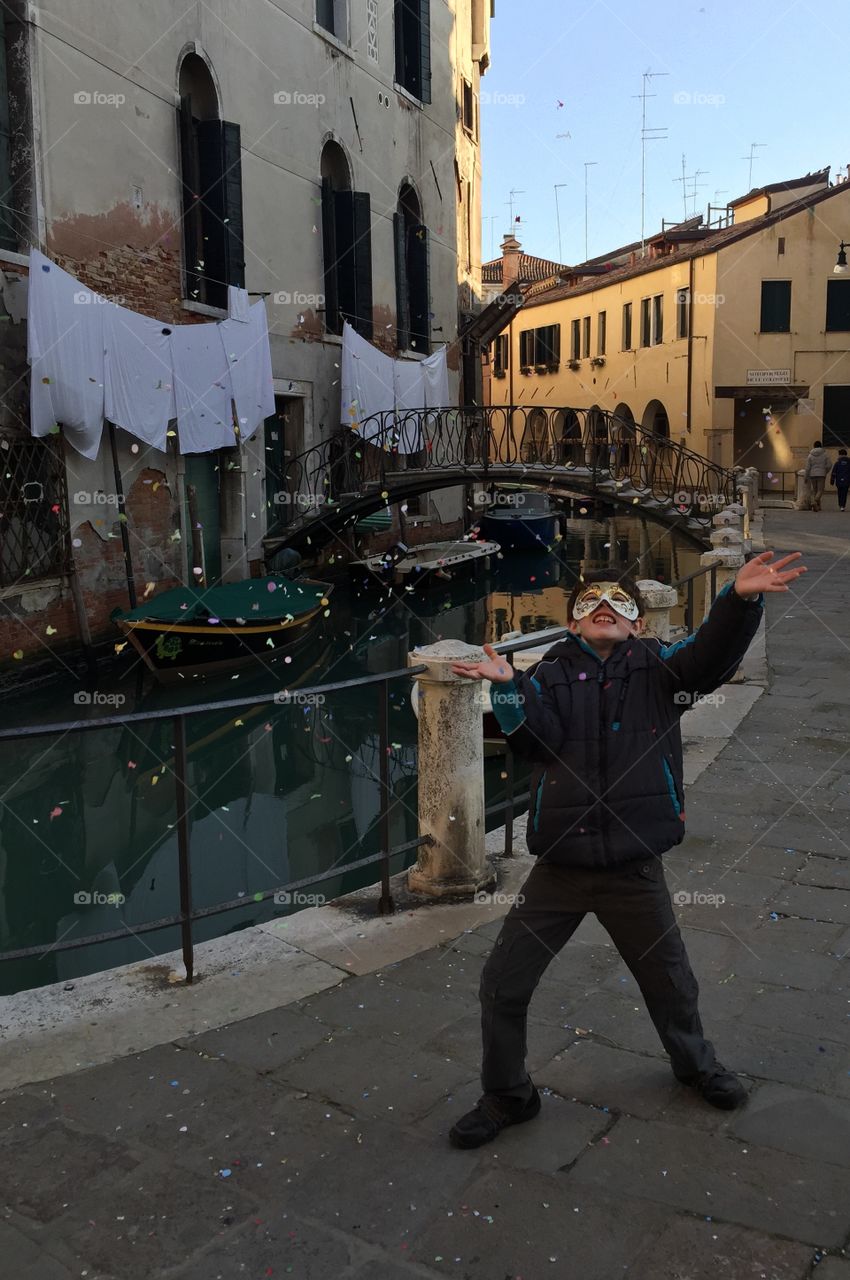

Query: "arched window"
<box><xmin>321</xmin><ymin>141</ymin><xmax>373</xmax><ymax>338</ymax></box>
<box><xmin>520</xmin><ymin>408</ymin><xmax>550</xmax><ymax>462</ymax></box>
<box><xmin>178</xmin><ymin>54</ymin><xmax>244</xmax><ymax>309</ymax></box>
<box><xmin>554</xmin><ymin>408</ymin><xmax>582</xmax><ymax>465</ymax></box>
<box><xmin>641</xmin><ymin>399</ymin><xmax>670</xmax><ymax>437</ymax></box>
<box><xmin>395</xmin><ymin>183</ymin><xmax>430</xmax><ymax>353</ymax></box>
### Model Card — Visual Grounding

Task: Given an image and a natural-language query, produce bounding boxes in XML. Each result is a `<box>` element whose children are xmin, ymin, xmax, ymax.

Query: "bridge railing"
<box><xmin>271</xmin><ymin>407</ymin><xmax>735</xmax><ymax>536</ymax></box>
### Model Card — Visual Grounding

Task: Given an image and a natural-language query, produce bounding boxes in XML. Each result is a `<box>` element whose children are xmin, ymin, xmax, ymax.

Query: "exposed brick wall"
<box><xmin>51</xmin><ymin>246</ymin><xmax>204</xmax><ymax>328</ymax></box>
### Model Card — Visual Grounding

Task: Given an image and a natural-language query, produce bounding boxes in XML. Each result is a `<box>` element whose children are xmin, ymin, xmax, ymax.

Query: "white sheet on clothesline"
<box><xmin>219</xmin><ymin>301</ymin><xmax>276</xmax><ymax>442</ymax></box>
<box><xmin>169</xmin><ymin>324</ymin><xmax>236</xmax><ymax>454</ymax></box>
<box><xmin>339</xmin><ymin>322</ymin><xmax>449</xmax><ymax>454</ymax></box>
<box><xmin>103</xmin><ymin>304</ymin><xmax>175</xmax><ymax>452</ymax></box>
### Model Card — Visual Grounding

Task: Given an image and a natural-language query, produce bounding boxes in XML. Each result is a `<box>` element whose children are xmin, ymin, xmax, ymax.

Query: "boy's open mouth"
<box><xmin>592</xmin><ymin>611</ymin><xmax>617</xmax><ymax>626</ymax></box>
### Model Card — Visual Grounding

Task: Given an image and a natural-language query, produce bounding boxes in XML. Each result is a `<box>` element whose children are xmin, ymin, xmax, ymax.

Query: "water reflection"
<box><xmin>0</xmin><ymin>511</ymin><xmax>696</xmax><ymax>992</ymax></box>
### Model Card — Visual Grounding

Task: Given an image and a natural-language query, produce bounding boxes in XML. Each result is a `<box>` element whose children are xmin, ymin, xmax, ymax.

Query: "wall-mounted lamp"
<box><xmin>834</xmin><ymin>241</ymin><xmax>849</xmax><ymax>275</ymax></box>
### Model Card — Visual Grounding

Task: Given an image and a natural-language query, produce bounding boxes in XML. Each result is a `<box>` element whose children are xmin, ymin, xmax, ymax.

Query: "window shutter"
<box><xmin>419</xmin><ymin>0</ymin><xmax>432</xmax><ymax>103</ymax></box>
<box><xmin>197</xmin><ymin>119</ymin><xmax>228</xmax><ymax>308</ymax></box>
<box><xmin>826</xmin><ymin>280</ymin><xmax>850</xmax><ymax>332</ymax></box>
<box><xmin>760</xmin><ymin>280</ymin><xmax>791</xmax><ymax>333</ymax></box>
<box><xmin>393</xmin><ymin>0</ymin><xmax>405</xmax><ymax>85</ymax></box>
<box><xmin>178</xmin><ymin>96</ymin><xmax>202</xmax><ymax>300</ymax></box>
<box><xmin>322</xmin><ymin>178</ymin><xmax>341</xmax><ymax>335</ymax></box>
<box><xmin>394</xmin><ymin>211</ymin><xmax>409</xmax><ymax>350</ymax></box>
<box><xmin>220</xmin><ymin>121</ymin><xmax>245</xmax><ymax>289</ymax></box>
<box><xmin>0</xmin><ymin>21</ymin><xmax>15</xmax><ymax>251</ymax></box>
<box><xmin>352</xmin><ymin>191</ymin><xmax>373</xmax><ymax>339</ymax></box>
<box><xmin>408</xmin><ymin>222</ymin><xmax>430</xmax><ymax>352</ymax></box>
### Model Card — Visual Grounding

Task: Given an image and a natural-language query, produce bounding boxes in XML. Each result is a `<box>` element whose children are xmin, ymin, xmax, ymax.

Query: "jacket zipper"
<box><xmin>533</xmin><ymin>770</ymin><xmax>546</xmax><ymax>833</ymax></box>
<box><xmin>597</xmin><ymin>664</ymin><xmax>609</xmax><ymax>853</ymax></box>
<box><xmin>662</xmin><ymin>756</ymin><xmax>681</xmax><ymax>816</ymax></box>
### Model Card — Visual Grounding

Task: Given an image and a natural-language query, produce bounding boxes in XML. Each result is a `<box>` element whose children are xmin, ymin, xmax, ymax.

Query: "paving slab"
<box><xmin>731</xmin><ymin>1082</ymin><xmax>850</xmax><ymax>1168</ymax></box>
<box><xmin>624</xmin><ymin>1215</ymin><xmax>814</xmax><ymax>1280</ymax></box>
<box><xmin>174</xmin><ymin>1003</ymin><xmax>333</xmax><ymax>1071</ymax></box>
<box><xmin>408</xmin><ymin>1168</ymin><xmax>668</xmax><ymax>1279</ymax></box>
<box><xmin>771</xmin><ymin>882</ymin><xmax>850</xmax><ymax>924</ymax></box>
<box><xmin>812</xmin><ymin>1260</ymin><xmax>850</xmax><ymax>1280</ymax></box>
<box><xmin>167</xmin><ymin>1216</ymin><xmax>370</xmax><ymax>1280</ymax></box>
<box><xmin>0</xmin><ymin>1219</ymin><xmax>78</xmax><ymax>1279</ymax></box>
<box><xmin>569</xmin><ymin>1115</ymin><xmax>850</xmax><ymax>1246</ymax></box>
<box><xmin>296</xmin><ymin>971</ymin><xmax>470</xmax><ymax>1043</ymax></box>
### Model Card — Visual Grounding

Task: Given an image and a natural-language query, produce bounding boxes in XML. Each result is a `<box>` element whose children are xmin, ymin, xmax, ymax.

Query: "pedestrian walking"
<box><xmin>804</xmin><ymin>440</ymin><xmax>831</xmax><ymax>510</ymax></box>
<box><xmin>447</xmin><ymin>554</ymin><xmax>807</xmax><ymax>1150</ymax></box>
<box><xmin>830</xmin><ymin>447</ymin><xmax>850</xmax><ymax>512</ymax></box>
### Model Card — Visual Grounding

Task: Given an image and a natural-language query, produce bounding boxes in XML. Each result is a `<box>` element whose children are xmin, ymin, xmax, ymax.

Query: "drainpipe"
<box><xmin>685</xmin><ymin>256</ymin><xmax>695</xmax><ymax>438</ymax></box>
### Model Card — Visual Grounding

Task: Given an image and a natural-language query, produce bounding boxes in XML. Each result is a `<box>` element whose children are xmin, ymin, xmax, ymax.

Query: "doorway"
<box><xmin>184</xmin><ymin>452</ymin><xmax>222</xmax><ymax>586</ymax></box>
<box><xmin>265</xmin><ymin>395</ymin><xmax>305</xmax><ymax>534</ymax></box>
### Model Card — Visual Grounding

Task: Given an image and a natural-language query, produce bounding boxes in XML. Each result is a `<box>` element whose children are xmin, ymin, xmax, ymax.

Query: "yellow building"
<box><xmin>484</xmin><ymin>167</ymin><xmax>850</xmax><ymax>480</ymax></box>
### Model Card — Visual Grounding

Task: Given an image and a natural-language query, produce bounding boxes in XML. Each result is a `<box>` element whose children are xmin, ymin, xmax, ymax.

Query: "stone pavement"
<box><xmin>3</xmin><ymin>507</ymin><xmax>850</xmax><ymax>1280</ymax></box>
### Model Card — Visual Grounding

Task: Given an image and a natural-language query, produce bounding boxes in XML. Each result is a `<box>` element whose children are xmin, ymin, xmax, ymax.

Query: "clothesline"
<box><xmin>340</xmin><ymin>322</ymin><xmax>450</xmax><ymax>454</ymax></box>
<box><xmin>26</xmin><ymin>251</ymin><xmax>275</xmax><ymax>459</ymax></box>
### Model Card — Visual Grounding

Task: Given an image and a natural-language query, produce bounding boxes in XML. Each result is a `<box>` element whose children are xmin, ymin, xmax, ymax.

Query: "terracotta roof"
<box><xmin>482</xmin><ymin>252</ymin><xmax>568</xmax><ymax>285</ymax></box>
<box><xmin>518</xmin><ymin>178</ymin><xmax>850</xmax><ymax>311</ymax></box>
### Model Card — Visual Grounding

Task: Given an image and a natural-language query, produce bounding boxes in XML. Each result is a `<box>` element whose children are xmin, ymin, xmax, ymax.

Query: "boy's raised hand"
<box><xmin>734</xmin><ymin>550</ymin><xmax>807</xmax><ymax>597</ymax></box>
<box><xmin>451</xmin><ymin>642</ymin><xmax>515</xmax><ymax>683</ymax></box>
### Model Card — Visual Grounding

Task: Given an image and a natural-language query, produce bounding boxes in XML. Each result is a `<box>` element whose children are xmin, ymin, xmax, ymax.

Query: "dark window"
<box><xmin>395</xmin><ymin>0</ymin><xmax>431</xmax><ymax>102</ymax></box>
<box><xmin>178</xmin><ymin>101</ymin><xmax>245</xmax><ymax>308</ymax></box>
<box><xmin>640</xmin><ymin>297</ymin><xmax>651</xmax><ymax>347</ymax></box>
<box><xmin>581</xmin><ymin>316</ymin><xmax>591</xmax><ymax>358</ymax></box>
<box><xmin>826</xmin><ymin>280</ymin><xmax>850</xmax><ymax>332</ymax></box>
<box><xmin>760</xmin><ymin>280</ymin><xmax>791</xmax><ymax>333</ymax></box>
<box><xmin>519</xmin><ymin>329</ymin><xmax>534</xmax><ymax>368</ymax></box>
<box><xmin>326</xmin><ymin>187</ymin><xmax>373</xmax><ymax>339</ymax></box>
<box><xmin>492</xmin><ymin>334</ymin><xmax>508</xmax><ymax>376</ymax></box>
<box><xmin>777</xmin><ymin>236</ymin><xmax>785</xmax><ymax>255</ymax></box>
<box><xmin>570</xmin><ymin>318</ymin><xmax>580</xmax><ymax>360</ymax></box>
<box><xmin>0</xmin><ymin>19</ymin><xmax>15</xmax><ymax>252</ymax></box>
<box><xmin>823</xmin><ymin>385</ymin><xmax>850</xmax><ymax>446</ymax></box>
<box><xmin>461</xmin><ymin>79</ymin><xmax>475</xmax><ymax>135</ymax></box>
<box><xmin>652</xmin><ymin>293</ymin><xmax>663</xmax><ymax>344</ymax></box>
<box><xmin>535</xmin><ymin>324</ymin><xmax>560</xmax><ymax>367</ymax></box>
<box><xmin>622</xmin><ymin>302</ymin><xmax>632</xmax><ymax>350</ymax></box>
<box><xmin>597</xmin><ymin>310</ymin><xmax>606</xmax><ymax>356</ymax></box>
<box><xmin>676</xmin><ymin>287</ymin><xmax>690</xmax><ymax>339</ymax></box>
<box><xmin>394</xmin><ymin>187</ymin><xmax>429</xmax><ymax>352</ymax></box>
<box><xmin>316</xmin><ymin>0</ymin><xmax>347</xmax><ymax>38</ymax></box>
<box><xmin>0</xmin><ymin>437</ymin><xmax>69</xmax><ymax>588</ymax></box>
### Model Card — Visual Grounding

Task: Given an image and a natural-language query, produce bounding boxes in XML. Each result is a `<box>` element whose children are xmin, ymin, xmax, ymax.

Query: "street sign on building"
<box><xmin>746</xmin><ymin>369</ymin><xmax>792</xmax><ymax>384</ymax></box>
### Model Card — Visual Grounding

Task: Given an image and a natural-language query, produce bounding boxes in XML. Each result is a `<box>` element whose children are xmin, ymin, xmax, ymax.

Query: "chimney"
<box><xmin>501</xmin><ymin>233</ymin><xmax>522</xmax><ymax>287</ymax></box>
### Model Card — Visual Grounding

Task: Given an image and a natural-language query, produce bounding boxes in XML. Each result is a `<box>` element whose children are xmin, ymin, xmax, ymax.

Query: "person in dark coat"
<box><xmin>830</xmin><ymin>448</ymin><xmax>850</xmax><ymax>511</ymax></box>
<box><xmin>448</xmin><ymin>552</ymin><xmax>806</xmax><ymax>1149</ymax></box>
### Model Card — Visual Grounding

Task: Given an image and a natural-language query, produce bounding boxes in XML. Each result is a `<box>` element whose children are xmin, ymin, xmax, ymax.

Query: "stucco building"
<box><xmin>484</xmin><ymin>168</ymin><xmax>850</xmax><ymax>482</ymax></box>
<box><xmin>0</xmin><ymin>0</ymin><xmax>492</xmax><ymax>670</ymax></box>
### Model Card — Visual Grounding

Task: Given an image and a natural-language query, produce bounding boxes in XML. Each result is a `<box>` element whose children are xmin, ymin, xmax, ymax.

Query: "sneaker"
<box><xmin>449</xmin><ymin>1086</ymin><xmax>541</xmax><ymax>1149</ymax></box>
<box><xmin>675</xmin><ymin>1063</ymin><xmax>747</xmax><ymax>1110</ymax></box>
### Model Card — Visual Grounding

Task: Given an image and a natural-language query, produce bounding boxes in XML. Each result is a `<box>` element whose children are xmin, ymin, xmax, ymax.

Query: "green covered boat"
<box><xmin>113</xmin><ymin>577</ymin><xmax>333</xmax><ymax>683</ymax></box>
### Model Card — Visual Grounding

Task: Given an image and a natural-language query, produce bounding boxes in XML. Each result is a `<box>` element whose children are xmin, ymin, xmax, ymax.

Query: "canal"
<box><xmin>0</xmin><ymin>510</ymin><xmax>698</xmax><ymax>994</ymax></box>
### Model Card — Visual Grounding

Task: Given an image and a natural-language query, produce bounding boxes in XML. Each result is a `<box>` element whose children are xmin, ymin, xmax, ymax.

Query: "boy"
<box><xmin>830</xmin><ymin>448</ymin><xmax>850</xmax><ymax>512</ymax></box>
<box><xmin>448</xmin><ymin>550</ymin><xmax>806</xmax><ymax>1149</ymax></box>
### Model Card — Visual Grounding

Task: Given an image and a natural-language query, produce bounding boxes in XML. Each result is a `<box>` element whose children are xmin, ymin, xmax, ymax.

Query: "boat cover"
<box><xmin>115</xmin><ymin>577</ymin><xmax>330</xmax><ymax>625</ymax></box>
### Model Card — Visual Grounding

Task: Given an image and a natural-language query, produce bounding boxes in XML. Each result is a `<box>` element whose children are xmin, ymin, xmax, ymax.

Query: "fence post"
<box><xmin>173</xmin><ymin>715</ymin><xmax>194</xmax><ymax>984</ymax></box>
<box><xmin>407</xmin><ymin>641</ymin><xmax>495</xmax><ymax>898</ymax></box>
<box><xmin>636</xmin><ymin>580</ymin><xmax>678</xmax><ymax>641</ymax></box>
<box><xmin>377</xmin><ymin>679</ymin><xmax>394</xmax><ymax>915</ymax></box>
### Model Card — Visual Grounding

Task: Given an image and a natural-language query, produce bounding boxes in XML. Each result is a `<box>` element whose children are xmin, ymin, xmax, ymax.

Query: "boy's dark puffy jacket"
<box><xmin>831</xmin><ymin>456</ymin><xmax>850</xmax><ymax>486</ymax></box>
<box><xmin>490</xmin><ymin>583</ymin><xmax>763</xmax><ymax>870</ymax></box>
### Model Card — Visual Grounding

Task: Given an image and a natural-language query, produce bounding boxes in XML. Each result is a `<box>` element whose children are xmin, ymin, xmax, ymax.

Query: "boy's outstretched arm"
<box><xmin>658</xmin><ymin>551</ymin><xmax>806</xmax><ymax>702</ymax></box>
<box><xmin>451</xmin><ymin>644</ymin><xmax>564</xmax><ymax>762</ymax></box>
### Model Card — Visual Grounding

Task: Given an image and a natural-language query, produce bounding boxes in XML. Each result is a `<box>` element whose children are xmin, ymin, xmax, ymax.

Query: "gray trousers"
<box><xmin>480</xmin><ymin>856</ymin><xmax>716</xmax><ymax>1100</ymax></box>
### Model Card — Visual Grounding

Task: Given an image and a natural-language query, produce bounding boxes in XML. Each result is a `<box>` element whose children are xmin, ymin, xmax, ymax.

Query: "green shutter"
<box><xmin>408</xmin><ymin>222</ymin><xmax>429</xmax><ymax>352</ymax></box>
<box><xmin>394</xmin><ymin>210</ymin><xmax>409</xmax><ymax>349</ymax></box>
<box><xmin>351</xmin><ymin>191</ymin><xmax>373</xmax><ymax>339</ymax></box>
<box><xmin>196</xmin><ymin>119</ymin><xmax>228</xmax><ymax>308</ymax></box>
<box><xmin>826</xmin><ymin>280</ymin><xmax>850</xmax><ymax>332</ymax></box>
<box><xmin>322</xmin><ymin>178</ymin><xmax>341</xmax><ymax>335</ymax></box>
<box><xmin>419</xmin><ymin>0</ymin><xmax>432</xmax><ymax>103</ymax></box>
<box><xmin>220</xmin><ymin>121</ymin><xmax>245</xmax><ymax>290</ymax></box>
<box><xmin>759</xmin><ymin>280</ymin><xmax>791</xmax><ymax>333</ymax></box>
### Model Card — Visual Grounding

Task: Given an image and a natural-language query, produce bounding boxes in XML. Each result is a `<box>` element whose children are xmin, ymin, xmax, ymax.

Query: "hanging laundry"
<box><xmin>27</xmin><ymin>250</ymin><xmax>106</xmax><ymax>460</ymax></box>
<box><xmin>340</xmin><ymin>322</ymin><xmax>396</xmax><ymax>444</ymax></box>
<box><xmin>219</xmin><ymin>300</ymin><xmax>275</xmax><ymax>441</ymax></box>
<box><xmin>227</xmin><ymin>285</ymin><xmax>251</xmax><ymax>324</ymax></box>
<box><xmin>169</xmin><ymin>324</ymin><xmax>236</xmax><ymax>454</ymax></box>
<box><xmin>103</xmin><ymin>304</ymin><xmax>175</xmax><ymax>451</ymax></box>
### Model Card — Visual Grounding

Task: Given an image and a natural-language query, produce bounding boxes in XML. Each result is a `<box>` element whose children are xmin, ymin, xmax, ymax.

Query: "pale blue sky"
<box><xmin>481</xmin><ymin>0</ymin><xmax>847</xmax><ymax>266</ymax></box>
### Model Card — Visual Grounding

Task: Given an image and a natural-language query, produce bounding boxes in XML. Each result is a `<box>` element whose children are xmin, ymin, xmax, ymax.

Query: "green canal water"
<box><xmin>0</xmin><ymin>513</ymin><xmax>694</xmax><ymax>993</ymax></box>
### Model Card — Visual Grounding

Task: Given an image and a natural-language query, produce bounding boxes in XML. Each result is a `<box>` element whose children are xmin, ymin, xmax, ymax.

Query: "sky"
<box><xmin>480</xmin><ymin>0</ymin><xmax>849</xmax><ymax>267</ymax></box>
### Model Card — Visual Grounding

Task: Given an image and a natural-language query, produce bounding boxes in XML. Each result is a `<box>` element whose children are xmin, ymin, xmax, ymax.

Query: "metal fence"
<box><xmin>0</xmin><ymin>436</ymin><xmax>70</xmax><ymax>588</ymax></box>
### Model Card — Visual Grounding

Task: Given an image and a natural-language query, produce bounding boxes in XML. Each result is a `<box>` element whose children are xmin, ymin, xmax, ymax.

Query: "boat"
<box><xmin>349</xmin><ymin>538</ymin><xmax>500</xmax><ymax>587</ymax></box>
<box><xmin>478</xmin><ymin>489</ymin><xmax>558</xmax><ymax>551</ymax></box>
<box><xmin>112</xmin><ymin>576</ymin><xmax>333</xmax><ymax>683</ymax></box>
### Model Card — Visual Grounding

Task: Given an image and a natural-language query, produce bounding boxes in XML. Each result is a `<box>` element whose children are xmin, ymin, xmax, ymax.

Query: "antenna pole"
<box><xmin>583</xmin><ymin>162</ymin><xmax>597</xmax><ymax>261</ymax></box>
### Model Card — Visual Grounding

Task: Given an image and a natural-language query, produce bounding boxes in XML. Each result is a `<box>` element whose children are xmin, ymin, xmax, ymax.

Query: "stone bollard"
<box><xmin>407</xmin><ymin>640</ymin><xmax>495</xmax><ymax>898</ymax></box>
<box><xmin>795</xmin><ymin>468</ymin><xmax>809</xmax><ymax>510</ymax></box>
<box><xmin>700</xmin><ymin>548</ymin><xmax>744</xmax><ymax>617</ymax></box>
<box><xmin>709</xmin><ymin>526</ymin><xmax>744</xmax><ymax>551</ymax></box>
<box><xmin>636</xmin><ymin>579</ymin><xmax>678</xmax><ymax>641</ymax></box>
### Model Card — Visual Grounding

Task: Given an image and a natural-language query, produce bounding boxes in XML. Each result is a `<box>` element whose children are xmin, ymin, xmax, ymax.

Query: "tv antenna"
<box><xmin>485</xmin><ymin>215</ymin><xmax>499</xmax><ymax>260</ymax></box>
<box><xmin>634</xmin><ymin>70</ymin><xmax>668</xmax><ymax>255</ymax></box>
<box><xmin>554</xmin><ymin>184</ymin><xmax>567</xmax><ymax>262</ymax></box>
<box><xmin>506</xmin><ymin>188</ymin><xmax>525</xmax><ymax>233</ymax></box>
<box><xmin>741</xmin><ymin>143</ymin><xmax>766</xmax><ymax>190</ymax></box>
<box><xmin>584</xmin><ymin>162</ymin><xmax>597</xmax><ymax>261</ymax></box>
